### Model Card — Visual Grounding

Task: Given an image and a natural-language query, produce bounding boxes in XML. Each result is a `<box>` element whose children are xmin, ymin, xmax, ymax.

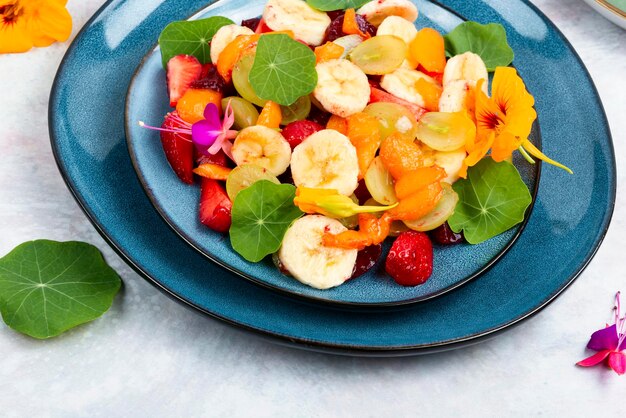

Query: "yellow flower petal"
<box><xmin>0</xmin><ymin>17</ymin><xmax>33</xmax><ymax>53</ymax></box>
<box><xmin>25</xmin><ymin>0</ymin><xmax>72</xmax><ymax>43</ymax></box>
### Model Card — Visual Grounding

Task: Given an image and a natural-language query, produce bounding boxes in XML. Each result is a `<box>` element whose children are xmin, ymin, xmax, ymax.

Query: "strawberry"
<box><xmin>281</xmin><ymin>120</ymin><xmax>324</xmax><ymax>149</ymax></box>
<box><xmin>195</xmin><ymin>149</ymin><xmax>229</xmax><ymax>167</ymax></box>
<box><xmin>255</xmin><ymin>18</ymin><xmax>272</xmax><ymax>34</ymax></box>
<box><xmin>161</xmin><ymin>112</ymin><xmax>194</xmax><ymax>184</ymax></box>
<box><xmin>385</xmin><ymin>231</ymin><xmax>433</xmax><ymax>286</ymax></box>
<box><xmin>369</xmin><ymin>87</ymin><xmax>428</xmax><ymax>121</ymax></box>
<box><xmin>199</xmin><ymin>178</ymin><xmax>232</xmax><ymax>233</ymax></box>
<box><xmin>166</xmin><ymin>55</ymin><xmax>202</xmax><ymax>107</ymax></box>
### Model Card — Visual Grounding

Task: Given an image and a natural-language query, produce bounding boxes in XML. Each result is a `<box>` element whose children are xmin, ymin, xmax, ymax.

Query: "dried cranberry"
<box><xmin>326</xmin><ymin>10</ymin><xmax>344</xmax><ymax>20</ymax></box>
<box><xmin>429</xmin><ymin>222</ymin><xmax>464</xmax><ymax>245</ymax></box>
<box><xmin>323</xmin><ymin>13</ymin><xmax>376</xmax><ymax>43</ymax></box>
<box><xmin>241</xmin><ymin>17</ymin><xmax>261</xmax><ymax>31</ymax></box>
<box><xmin>307</xmin><ymin>106</ymin><xmax>331</xmax><ymax>126</ymax></box>
<box><xmin>350</xmin><ymin>244</ymin><xmax>382</xmax><ymax>280</ymax></box>
<box><xmin>190</xmin><ymin>64</ymin><xmax>231</xmax><ymax>95</ymax></box>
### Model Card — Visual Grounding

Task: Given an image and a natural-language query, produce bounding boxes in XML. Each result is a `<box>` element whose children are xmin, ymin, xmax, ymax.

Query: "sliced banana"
<box><xmin>380</xmin><ymin>68</ymin><xmax>436</xmax><ymax>108</ymax></box>
<box><xmin>442</xmin><ymin>52</ymin><xmax>489</xmax><ymax>91</ymax></box>
<box><xmin>278</xmin><ymin>215</ymin><xmax>358</xmax><ymax>289</ymax></box>
<box><xmin>439</xmin><ymin>80</ymin><xmax>470</xmax><ymax>113</ymax></box>
<box><xmin>313</xmin><ymin>59</ymin><xmax>370</xmax><ymax>118</ymax></box>
<box><xmin>439</xmin><ymin>52</ymin><xmax>488</xmax><ymax>113</ymax></box>
<box><xmin>232</xmin><ymin>125</ymin><xmax>291</xmax><ymax>176</ymax></box>
<box><xmin>210</xmin><ymin>24</ymin><xmax>255</xmax><ymax>64</ymax></box>
<box><xmin>434</xmin><ymin>148</ymin><xmax>467</xmax><ymax>183</ymax></box>
<box><xmin>377</xmin><ymin>16</ymin><xmax>417</xmax><ymax>43</ymax></box>
<box><xmin>262</xmin><ymin>0</ymin><xmax>331</xmax><ymax>45</ymax></box>
<box><xmin>291</xmin><ymin>129</ymin><xmax>359</xmax><ymax>196</ymax></box>
<box><xmin>357</xmin><ymin>0</ymin><xmax>419</xmax><ymax>27</ymax></box>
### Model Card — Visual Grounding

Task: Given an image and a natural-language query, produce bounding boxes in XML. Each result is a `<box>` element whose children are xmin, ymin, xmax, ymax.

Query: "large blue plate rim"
<box><xmin>48</xmin><ymin>0</ymin><xmax>616</xmax><ymax>355</ymax></box>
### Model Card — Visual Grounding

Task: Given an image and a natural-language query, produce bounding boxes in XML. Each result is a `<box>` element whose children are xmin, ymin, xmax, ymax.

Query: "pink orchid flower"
<box><xmin>139</xmin><ymin>100</ymin><xmax>237</xmax><ymax>159</ymax></box>
<box><xmin>577</xmin><ymin>291</ymin><xmax>626</xmax><ymax>375</ymax></box>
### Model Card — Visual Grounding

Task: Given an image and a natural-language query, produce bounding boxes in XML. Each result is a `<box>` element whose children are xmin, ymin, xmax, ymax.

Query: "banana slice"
<box><xmin>232</xmin><ymin>125</ymin><xmax>291</xmax><ymax>176</ymax></box>
<box><xmin>262</xmin><ymin>0</ymin><xmax>331</xmax><ymax>45</ymax></box>
<box><xmin>434</xmin><ymin>148</ymin><xmax>467</xmax><ymax>183</ymax></box>
<box><xmin>291</xmin><ymin>129</ymin><xmax>359</xmax><ymax>196</ymax></box>
<box><xmin>278</xmin><ymin>215</ymin><xmax>358</xmax><ymax>289</ymax></box>
<box><xmin>439</xmin><ymin>52</ymin><xmax>488</xmax><ymax>113</ymax></box>
<box><xmin>313</xmin><ymin>59</ymin><xmax>370</xmax><ymax>118</ymax></box>
<box><xmin>377</xmin><ymin>16</ymin><xmax>417</xmax><ymax>43</ymax></box>
<box><xmin>210</xmin><ymin>24</ymin><xmax>255</xmax><ymax>64</ymax></box>
<box><xmin>438</xmin><ymin>80</ymin><xmax>470</xmax><ymax>113</ymax></box>
<box><xmin>442</xmin><ymin>52</ymin><xmax>489</xmax><ymax>90</ymax></box>
<box><xmin>357</xmin><ymin>0</ymin><xmax>418</xmax><ymax>27</ymax></box>
<box><xmin>380</xmin><ymin>68</ymin><xmax>436</xmax><ymax>108</ymax></box>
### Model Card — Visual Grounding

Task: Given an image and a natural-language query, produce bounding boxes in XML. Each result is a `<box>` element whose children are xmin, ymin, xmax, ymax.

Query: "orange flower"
<box><xmin>0</xmin><ymin>0</ymin><xmax>72</xmax><ymax>54</ymax></box>
<box><xmin>461</xmin><ymin>66</ymin><xmax>571</xmax><ymax>176</ymax></box>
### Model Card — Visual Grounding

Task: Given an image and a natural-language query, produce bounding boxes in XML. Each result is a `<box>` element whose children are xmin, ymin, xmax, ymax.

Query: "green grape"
<box><xmin>222</xmin><ymin>97</ymin><xmax>259</xmax><ymax>130</ymax></box>
<box><xmin>349</xmin><ymin>35</ymin><xmax>407</xmax><ymax>75</ymax></box>
<box><xmin>226</xmin><ymin>164</ymin><xmax>280</xmax><ymax>201</ymax></box>
<box><xmin>364</xmin><ymin>156</ymin><xmax>398</xmax><ymax>205</ymax></box>
<box><xmin>280</xmin><ymin>95</ymin><xmax>311</xmax><ymax>125</ymax></box>
<box><xmin>363</xmin><ymin>102</ymin><xmax>419</xmax><ymax>140</ymax></box>
<box><xmin>232</xmin><ymin>54</ymin><xmax>267</xmax><ymax>107</ymax></box>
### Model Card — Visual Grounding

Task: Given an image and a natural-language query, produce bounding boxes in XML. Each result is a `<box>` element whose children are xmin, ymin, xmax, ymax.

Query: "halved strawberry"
<box><xmin>369</xmin><ymin>87</ymin><xmax>428</xmax><ymax>121</ymax></box>
<box><xmin>255</xmin><ymin>18</ymin><xmax>272</xmax><ymax>34</ymax></box>
<box><xmin>199</xmin><ymin>178</ymin><xmax>232</xmax><ymax>233</ymax></box>
<box><xmin>161</xmin><ymin>112</ymin><xmax>194</xmax><ymax>184</ymax></box>
<box><xmin>167</xmin><ymin>55</ymin><xmax>202</xmax><ymax>107</ymax></box>
<box><xmin>281</xmin><ymin>120</ymin><xmax>324</xmax><ymax>149</ymax></box>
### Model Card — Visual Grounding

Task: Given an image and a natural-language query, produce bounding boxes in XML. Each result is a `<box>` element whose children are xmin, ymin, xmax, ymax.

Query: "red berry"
<box><xmin>161</xmin><ymin>112</ymin><xmax>194</xmax><ymax>184</ymax></box>
<box><xmin>385</xmin><ymin>231</ymin><xmax>433</xmax><ymax>286</ymax></box>
<box><xmin>353</xmin><ymin>179</ymin><xmax>372</xmax><ymax>205</ymax></box>
<box><xmin>199</xmin><ymin>178</ymin><xmax>232</xmax><ymax>233</ymax></box>
<box><xmin>350</xmin><ymin>244</ymin><xmax>382</xmax><ymax>280</ymax></box>
<box><xmin>429</xmin><ymin>222</ymin><xmax>464</xmax><ymax>245</ymax></box>
<box><xmin>195</xmin><ymin>149</ymin><xmax>229</xmax><ymax>167</ymax></box>
<box><xmin>281</xmin><ymin>120</ymin><xmax>324</xmax><ymax>149</ymax></box>
<box><xmin>254</xmin><ymin>18</ymin><xmax>273</xmax><ymax>34</ymax></box>
<box><xmin>167</xmin><ymin>55</ymin><xmax>202</xmax><ymax>107</ymax></box>
<box><xmin>190</xmin><ymin>64</ymin><xmax>230</xmax><ymax>94</ymax></box>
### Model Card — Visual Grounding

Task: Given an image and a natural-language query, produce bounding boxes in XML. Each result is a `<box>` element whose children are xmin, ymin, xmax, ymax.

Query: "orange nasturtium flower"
<box><xmin>461</xmin><ymin>66</ymin><xmax>572</xmax><ymax>177</ymax></box>
<box><xmin>0</xmin><ymin>0</ymin><xmax>72</xmax><ymax>54</ymax></box>
<box><xmin>294</xmin><ymin>187</ymin><xmax>397</xmax><ymax>219</ymax></box>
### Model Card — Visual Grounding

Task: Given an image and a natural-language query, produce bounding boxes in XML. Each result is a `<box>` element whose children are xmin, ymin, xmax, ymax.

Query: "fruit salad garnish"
<box><xmin>140</xmin><ymin>0</ymin><xmax>572</xmax><ymax>290</ymax></box>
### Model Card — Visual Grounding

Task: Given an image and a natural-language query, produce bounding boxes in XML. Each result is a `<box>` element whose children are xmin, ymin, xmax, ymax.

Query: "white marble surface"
<box><xmin>1</xmin><ymin>0</ymin><xmax>625</xmax><ymax>416</ymax></box>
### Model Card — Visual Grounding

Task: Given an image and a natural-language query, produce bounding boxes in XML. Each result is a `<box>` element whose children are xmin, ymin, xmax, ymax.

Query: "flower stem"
<box><xmin>518</xmin><ymin>146</ymin><xmax>535</xmax><ymax>164</ymax></box>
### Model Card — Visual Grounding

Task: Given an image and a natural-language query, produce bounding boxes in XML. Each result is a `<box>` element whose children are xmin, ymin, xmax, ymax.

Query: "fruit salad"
<box><xmin>140</xmin><ymin>0</ymin><xmax>570</xmax><ymax>290</ymax></box>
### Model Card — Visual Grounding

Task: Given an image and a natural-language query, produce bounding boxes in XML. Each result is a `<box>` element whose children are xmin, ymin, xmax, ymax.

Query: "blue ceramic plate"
<box><xmin>125</xmin><ymin>0</ymin><xmax>540</xmax><ymax>306</ymax></box>
<box><xmin>50</xmin><ymin>0</ymin><xmax>615</xmax><ymax>355</ymax></box>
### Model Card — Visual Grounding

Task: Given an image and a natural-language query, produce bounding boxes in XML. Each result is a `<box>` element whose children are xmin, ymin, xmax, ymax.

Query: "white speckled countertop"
<box><xmin>1</xmin><ymin>0</ymin><xmax>625</xmax><ymax>416</ymax></box>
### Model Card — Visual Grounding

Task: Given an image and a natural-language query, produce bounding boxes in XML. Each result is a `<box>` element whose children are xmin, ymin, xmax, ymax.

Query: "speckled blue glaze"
<box><xmin>125</xmin><ymin>0</ymin><xmax>539</xmax><ymax>306</ymax></box>
<box><xmin>50</xmin><ymin>0</ymin><xmax>615</xmax><ymax>354</ymax></box>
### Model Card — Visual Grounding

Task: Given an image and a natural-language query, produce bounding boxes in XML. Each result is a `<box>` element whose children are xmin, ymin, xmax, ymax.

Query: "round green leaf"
<box><xmin>249</xmin><ymin>34</ymin><xmax>318</xmax><ymax>106</ymax></box>
<box><xmin>230</xmin><ymin>181</ymin><xmax>303</xmax><ymax>262</ymax></box>
<box><xmin>158</xmin><ymin>16</ymin><xmax>234</xmax><ymax>68</ymax></box>
<box><xmin>448</xmin><ymin>158</ymin><xmax>532</xmax><ymax>244</ymax></box>
<box><xmin>0</xmin><ymin>240</ymin><xmax>122</xmax><ymax>339</ymax></box>
<box><xmin>444</xmin><ymin>22</ymin><xmax>514</xmax><ymax>71</ymax></box>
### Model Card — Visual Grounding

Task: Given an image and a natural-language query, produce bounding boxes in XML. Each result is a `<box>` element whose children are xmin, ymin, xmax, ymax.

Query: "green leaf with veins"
<box><xmin>448</xmin><ymin>158</ymin><xmax>532</xmax><ymax>244</ymax></box>
<box><xmin>305</xmin><ymin>0</ymin><xmax>370</xmax><ymax>11</ymax></box>
<box><xmin>444</xmin><ymin>22</ymin><xmax>514</xmax><ymax>71</ymax></box>
<box><xmin>0</xmin><ymin>240</ymin><xmax>121</xmax><ymax>339</ymax></box>
<box><xmin>230</xmin><ymin>181</ymin><xmax>303</xmax><ymax>262</ymax></box>
<box><xmin>249</xmin><ymin>34</ymin><xmax>318</xmax><ymax>106</ymax></box>
<box><xmin>158</xmin><ymin>16</ymin><xmax>234</xmax><ymax>68</ymax></box>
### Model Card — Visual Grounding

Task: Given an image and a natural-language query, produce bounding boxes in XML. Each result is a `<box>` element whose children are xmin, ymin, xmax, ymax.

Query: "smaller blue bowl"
<box><xmin>125</xmin><ymin>0</ymin><xmax>539</xmax><ymax>307</ymax></box>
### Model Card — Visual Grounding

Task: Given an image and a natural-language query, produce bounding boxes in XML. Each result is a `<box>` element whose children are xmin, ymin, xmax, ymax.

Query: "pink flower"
<box><xmin>577</xmin><ymin>292</ymin><xmax>626</xmax><ymax>375</ymax></box>
<box><xmin>139</xmin><ymin>100</ymin><xmax>237</xmax><ymax>159</ymax></box>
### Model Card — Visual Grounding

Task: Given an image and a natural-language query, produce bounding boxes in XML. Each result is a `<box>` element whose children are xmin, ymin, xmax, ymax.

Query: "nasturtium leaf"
<box><xmin>230</xmin><ymin>180</ymin><xmax>303</xmax><ymax>262</ymax></box>
<box><xmin>0</xmin><ymin>240</ymin><xmax>121</xmax><ymax>339</ymax></box>
<box><xmin>444</xmin><ymin>22</ymin><xmax>514</xmax><ymax>71</ymax></box>
<box><xmin>448</xmin><ymin>158</ymin><xmax>532</xmax><ymax>244</ymax></box>
<box><xmin>249</xmin><ymin>34</ymin><xmax>318</xmax><ymax>106</ymax></box>
<box><xmin>158</xmin><ymin>16</ymin><xmax>234</xmax><ymax>68</ymax></box>
<box><xmin>305</xmin><ymin>0</ymin><xmax>370</xmax><ymax>11</ymax></box>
